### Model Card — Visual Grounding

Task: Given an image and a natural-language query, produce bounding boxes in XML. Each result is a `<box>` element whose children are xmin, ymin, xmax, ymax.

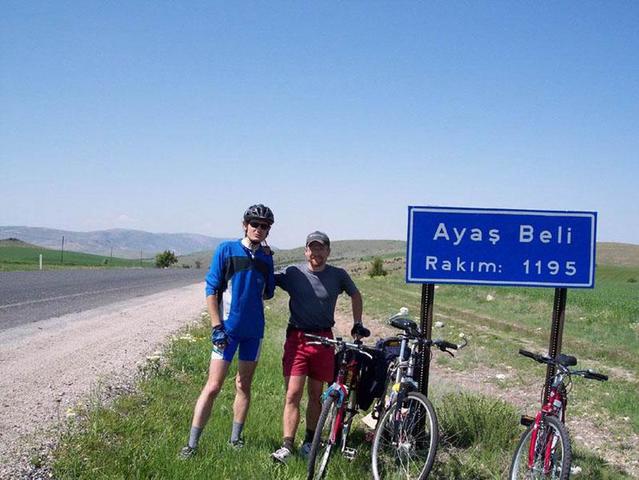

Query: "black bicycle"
<box><xmin>371</xmin><ymin>309</ymin><xmax>466</xmax><ymax>480</ymax></box>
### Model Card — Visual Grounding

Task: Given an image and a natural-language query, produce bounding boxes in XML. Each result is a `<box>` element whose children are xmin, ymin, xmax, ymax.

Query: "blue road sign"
<box><xmin>406</xmin><ymin>207</ymin><xmax>597</xmax><ymax>288</ymax></box>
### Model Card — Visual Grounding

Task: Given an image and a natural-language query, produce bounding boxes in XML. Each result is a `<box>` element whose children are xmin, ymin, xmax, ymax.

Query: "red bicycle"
<box><xmin>304</xmin><ymin>332</ymin><xmax>378</xmax><ymax>480</ymax></box>
<box><xmin>509</xmin><ymin>349</ymin><xmax>608</xmax><ymax>480</ymax></box>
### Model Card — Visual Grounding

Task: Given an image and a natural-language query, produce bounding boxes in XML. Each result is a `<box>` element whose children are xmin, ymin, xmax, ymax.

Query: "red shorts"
<box><xmin>282</xmin><ymin>329</ymin><xmax>335</xmax><ymax>383</ymax></box>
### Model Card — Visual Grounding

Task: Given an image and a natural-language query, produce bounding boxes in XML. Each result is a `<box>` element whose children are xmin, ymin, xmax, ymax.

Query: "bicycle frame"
<box><xmin>527</xmin><ymin>372</ymin><xmax>568</xmax><ymax>473</ymax></box>
<box><xmin>389</xmin><ymin>331</ymin><xmax>458</xmax><ymax>400</ymax></box>
<box><xmin>317</xmin><ymin>341</ymin><xmax>366</xmax><ymax>453</ymax></box>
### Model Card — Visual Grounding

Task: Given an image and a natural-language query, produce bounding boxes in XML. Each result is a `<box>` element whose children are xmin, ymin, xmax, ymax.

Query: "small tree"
<box><xmin>368</xmin><ymin>257</ymin><xmax>388</xmax><ymax>278</ymax></box>
<box><xmin>155</xmin><ymin>250</ymin><xmax>178</xmax><ymax>268</ymax></box>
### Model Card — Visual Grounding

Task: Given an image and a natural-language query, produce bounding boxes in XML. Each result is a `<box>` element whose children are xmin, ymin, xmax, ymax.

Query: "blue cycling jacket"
<box><xmin>205</xmin><ymin>239</ymin><xmax>275</xmax><ymax>339</ymax></box>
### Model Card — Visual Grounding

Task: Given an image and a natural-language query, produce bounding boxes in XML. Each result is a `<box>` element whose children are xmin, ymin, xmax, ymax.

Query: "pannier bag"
<box><xmin>356</xmin><ymin>337</ymin><xmax>410</xmax><ymax>410</ymax></box>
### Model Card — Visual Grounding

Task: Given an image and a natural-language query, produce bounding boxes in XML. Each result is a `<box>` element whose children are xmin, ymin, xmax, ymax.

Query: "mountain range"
<box><xmin>0</xmin><ymin>226</ymin><xmax>229</xmax><ymax>259</ymax></box>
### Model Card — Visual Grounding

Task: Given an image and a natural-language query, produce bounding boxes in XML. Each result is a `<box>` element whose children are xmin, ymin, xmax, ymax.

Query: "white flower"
<box><xmin>486</xmin><ymin>294</ymin><xmax>494</xmax><ymax>301</ymax></box>
<box><xmin>434</xmin><ymin>321</ymin><xmax>445</xmax><ymax>328</ymax></box>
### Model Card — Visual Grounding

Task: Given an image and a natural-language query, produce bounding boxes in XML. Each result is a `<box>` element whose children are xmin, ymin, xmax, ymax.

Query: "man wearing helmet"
<box><xmin>181</xmin><ymin>204</ymin><xmax>276</xmax><ymax>457</ymax></box>
<box><xmin>271</xmin><ymin>230</ymin><xmax>367</xmax><ymax>463</ymax></box>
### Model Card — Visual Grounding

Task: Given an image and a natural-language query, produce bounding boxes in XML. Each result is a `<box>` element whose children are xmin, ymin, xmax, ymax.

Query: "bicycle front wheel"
<box><xmin>509</xmin><ymin>415</ymin><xmax>572</xmax><ymax>480</ymax></box>
<box><xmin>307</xmin><ymin>394</ymin><xmax>341</xmax><ymax>480</ymax></box>
<box><xmin>371</xmin><ymin>391</ymin><xmax>439</xmax><ymax>480</ymax></box>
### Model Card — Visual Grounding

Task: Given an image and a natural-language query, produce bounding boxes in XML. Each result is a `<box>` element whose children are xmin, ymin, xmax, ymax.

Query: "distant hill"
<box><xmin>0</xmin><ymin>226</ymin><xmax>229</xmax><ymax>259</ymax></box>
<box><xmin>272</xmin><ymin>240</ymin><xmax>407</xmax><ymax>267</ymax></box>
<box><xmin>597</xmin><ymin>242</ymin><xmax>639</xmax><ymax>267</ymax></box>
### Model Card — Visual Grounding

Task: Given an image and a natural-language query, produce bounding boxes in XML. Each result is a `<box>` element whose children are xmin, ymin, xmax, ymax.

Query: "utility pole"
<box><xmin>60</xmin><ymin>236</ymin><xmax>65</xmax><ymax>264</ymax></box>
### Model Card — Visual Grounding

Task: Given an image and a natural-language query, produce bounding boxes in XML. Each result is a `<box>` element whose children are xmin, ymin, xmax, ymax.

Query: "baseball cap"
<box><xmin>306</xmin><ymin>231</ymin><xmax>330</xmax><ymax>247</ymax></box>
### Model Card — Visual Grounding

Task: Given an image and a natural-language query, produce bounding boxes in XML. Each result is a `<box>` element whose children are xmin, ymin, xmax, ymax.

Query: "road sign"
<box><xmin>406</xmin><ymin>207</ymin><xmax>597</xmax><ymax>288</ymax></box>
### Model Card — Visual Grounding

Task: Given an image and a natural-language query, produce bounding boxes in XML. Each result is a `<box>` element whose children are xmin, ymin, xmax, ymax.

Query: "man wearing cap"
<box><xmin>271</xmin><ymin>231</ymin><xmax>365</xmax><ymax>463</ymax></box>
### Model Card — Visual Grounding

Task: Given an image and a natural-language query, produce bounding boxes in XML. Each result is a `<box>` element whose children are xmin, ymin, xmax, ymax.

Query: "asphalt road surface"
<box><xmin>0</xmin><ymin>268</ymin><xmax>206</xmax><ymax>332</ymax></box>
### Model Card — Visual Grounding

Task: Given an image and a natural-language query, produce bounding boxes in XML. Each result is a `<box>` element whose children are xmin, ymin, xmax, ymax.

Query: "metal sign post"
<box><xmin>418</xmin><ymin>283</ymin><xmax>435</xmax><ymax>396</ymax></box>
<box><xmin>544</xmin><ymin>288</ymin><xmax>567</xmax><ymax>402</ymax></box>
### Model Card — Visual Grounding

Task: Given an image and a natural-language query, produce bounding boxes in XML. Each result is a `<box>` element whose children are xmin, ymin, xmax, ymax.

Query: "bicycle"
<box><xmin>371</xmin><ymin>309</ymin><xmax>466</xmax><ymax>480</ymax></box>
<box><xmin>509</xmin><ymin>349</ymin><xmax>608</xmax><ymax>480</ymax></box>
<box><xmin>304</xmin><ymin>330</ymin><xmax>379</xmax><ymax>480</ymax></box>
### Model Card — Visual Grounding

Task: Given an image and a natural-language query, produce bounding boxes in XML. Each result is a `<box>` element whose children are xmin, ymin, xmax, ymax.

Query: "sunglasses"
<box><xmin>249</xmin><ymin>221</ymin><xmax>271</xmax><ymax>231</ymax></box>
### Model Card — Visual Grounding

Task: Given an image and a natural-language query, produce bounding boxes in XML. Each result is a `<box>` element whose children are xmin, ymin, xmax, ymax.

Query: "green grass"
<box><xmin>48</xmin><ymin>260</ymin><xmax>637</xmax><ymax>478</ymax></box>
<box><xmin>0</xmin><ymin>244</ymin><xmax>153</xmax><ymax>270</ymax></box>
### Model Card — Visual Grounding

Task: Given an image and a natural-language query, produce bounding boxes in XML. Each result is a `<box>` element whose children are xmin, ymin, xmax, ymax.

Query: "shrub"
<box><xmin>368</xmin><ymin>257</ymin><xmax>388</xmax><ymax>278</ymax></box>
<box><xmin>436</xmin><ymin>392</ymin><xmax>519</xmax><ymax>449</ymax></box>
<box><xmin>155</xmin><ymin>250</ymin><xmax>178</xmax><ymax>268</ymax></box>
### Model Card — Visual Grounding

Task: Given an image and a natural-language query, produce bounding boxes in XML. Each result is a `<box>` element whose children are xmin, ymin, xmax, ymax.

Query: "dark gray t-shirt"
<box><xmin>275</xmin><ymin>263</ymin><xmax>359</xmax><ymax>330</ymax></box>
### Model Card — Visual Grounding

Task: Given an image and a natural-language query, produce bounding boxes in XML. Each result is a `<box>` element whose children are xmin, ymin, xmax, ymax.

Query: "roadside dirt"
<box><xmin>0</xmin><ymin>282</ymin><xmax>205</xmax><ymax>479</ymax></box>
<box><xmin>333</xmin><ymin>310</ymin><xmax>639</xmax><ymax>478</ymax></box>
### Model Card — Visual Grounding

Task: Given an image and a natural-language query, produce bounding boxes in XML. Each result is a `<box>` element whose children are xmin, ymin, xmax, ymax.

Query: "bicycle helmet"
<box><xmin>243</xmin><ymin>204</ymin><xmax>275</xmax><ymax>225</ymax></box>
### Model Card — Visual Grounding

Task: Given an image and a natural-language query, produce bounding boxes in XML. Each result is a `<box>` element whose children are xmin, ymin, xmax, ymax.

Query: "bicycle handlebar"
<box><xmin>434</xmin><ymin>339</ymin><xmax>458</xmax><ymax>351</ymax></box>
<box><xmin>386</xmin><ymin>310</ymin><xmax>468</xmax><ymax>353</ymax></box>
<box><xmin>519</xmin><ymin>349</ymin><xmax>540</xmax><ymax>361</ymax></box>
<box><xmin>518</xmin><ymin>349</ymin><xmax>608</xmax><ymax>381</ymax></box>
<box><xmin>583</xmin><ymin>370</ymin><xmax>608</xmax><ymax>382</ymax></box>
<box><xmin>304</xmin><ymin>333</ymin><xmax>377</xmax><ymax>359</ymax></box>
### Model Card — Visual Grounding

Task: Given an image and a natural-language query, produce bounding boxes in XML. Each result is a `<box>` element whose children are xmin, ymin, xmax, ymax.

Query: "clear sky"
<box><xmin>1</xmin><ymin>1</ymin><xmax>638</xmax><ymax>249</ymax></box>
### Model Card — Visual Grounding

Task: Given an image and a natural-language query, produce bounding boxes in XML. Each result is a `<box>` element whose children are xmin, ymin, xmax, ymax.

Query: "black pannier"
<box><xmin>356</xmin><ymin>349</ymin><xmax>386</xmax><ymax>410</ymax></box>
<box><xmin>356</xmin><ymin>337</ymin><xmax>410</xmax><ymax>410</ymax></box>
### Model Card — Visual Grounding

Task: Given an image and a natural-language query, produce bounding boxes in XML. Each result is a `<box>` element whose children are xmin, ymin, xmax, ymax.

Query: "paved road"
<box><xmin>0</xmin><ymin>268</ymin><xmax>206</xmax><ymax>331</ymax></box>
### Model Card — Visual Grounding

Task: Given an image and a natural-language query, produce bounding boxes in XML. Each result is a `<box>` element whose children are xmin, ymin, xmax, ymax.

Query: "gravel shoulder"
<box><xmin>0</xmin><ymin>282</ymin><xmax>205</xmax><ymax>479</ymax></box>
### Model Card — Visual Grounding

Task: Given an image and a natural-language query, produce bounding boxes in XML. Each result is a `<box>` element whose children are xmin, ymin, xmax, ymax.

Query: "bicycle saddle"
<box><xmin>389</xmin><ymin>317</ymin><xmax>419</xmax><ymax>335</ymax></box>
<box><xmin>557</xmin><ymin>353</ymin><xmax>577</xmax><ymax>367</ymax></box>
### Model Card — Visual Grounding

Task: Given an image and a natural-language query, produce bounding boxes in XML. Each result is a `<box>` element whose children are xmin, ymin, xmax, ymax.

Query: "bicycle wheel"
<box><xmin>509</xmin><ymin>415</ymin><xmax>572</xmax><ymax>480</ymax></box>
<box><xmin>371</xmin><ymin>391</ymin><xmax>439</xmax><ymax>480</ymax></box>
<box><xmin>307</xmin><ymin>394</ymin><xmax>341</xmax><ymax>480</ymax></box>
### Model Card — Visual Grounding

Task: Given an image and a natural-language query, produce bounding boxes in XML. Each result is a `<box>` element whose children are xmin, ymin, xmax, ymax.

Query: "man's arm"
<box><xmin>206</xmin><ymin>294</ymin><xmax>222</xmax><ymax>328</ymax></box>
<box><xmin>351</xmin><ymin>290</ymin><xmax>363</xmax><ymax>325</ymax></box>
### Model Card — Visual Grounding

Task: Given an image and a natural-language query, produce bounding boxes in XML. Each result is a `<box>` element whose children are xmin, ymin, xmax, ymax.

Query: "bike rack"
<box><xmin>545</xmin><ymin>287</ymin><xmax>567</xmax><ymax>403</ymax></box>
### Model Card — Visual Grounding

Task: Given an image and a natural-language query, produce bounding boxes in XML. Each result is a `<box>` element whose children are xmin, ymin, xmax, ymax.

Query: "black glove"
<box><xmin>211</xmin><ymin>324</ymin><xmax>228</xmax><ymax>350</ymax></box>
<box><xmin>351</xmin><ymin>323</ymin><xmax>370</xmax><ymax>339</ymax></box>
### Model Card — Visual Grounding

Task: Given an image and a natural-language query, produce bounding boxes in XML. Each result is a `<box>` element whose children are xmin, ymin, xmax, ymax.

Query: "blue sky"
<box><xmin>1</xmin><ymin>1</ymin><xmax>638</xmax><ymax>248</ymax></box>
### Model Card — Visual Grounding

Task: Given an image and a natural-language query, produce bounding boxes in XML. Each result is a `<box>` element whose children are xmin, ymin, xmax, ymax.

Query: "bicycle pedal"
<box><xmin>342</xmin><ymin>447</ymin><xmax>357</xmax><ymax>461</ymax></box>
<box><xmin>520</xmin><ymin>415</ymin><xmax>534</xmax><ymax>427</ymax></box>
